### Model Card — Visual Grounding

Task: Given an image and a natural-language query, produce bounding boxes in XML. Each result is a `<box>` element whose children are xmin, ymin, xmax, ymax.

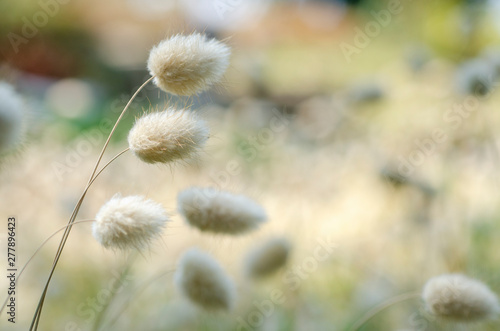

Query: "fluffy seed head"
<box><xmin>177</xmin><ymin>187</ymin><xmax>267</xmax><ymax>235</ymax></box>
<box><xmin>128</xmin><ymin>108</ymin><xmax>209</xmax><ymax>164</ymax></box>
<box><xmin>93</xmin><ymin>195</ymin><xmax>169</xmax><ymax>250</ymax></box>
<box><xmin>147</xmin><ymin>33</ymin><xmax>231</xmax><ymax>96</ymax></box>
<box><xmin>245</xmin><ymin>237</ymin><xmax>291</xmax><ymax>278</ymax></box>
<box><xmin>0</xmin><ymin>82</ymin><xmax>24</xmax><ymax>154</ymax></box>
<box><xmin>175</xmin><ymin>248</ymin><xmax>235</xmax><ymax>311</ymax></box>
<box><xmin>422</xmin><ymin>273</ymin><xmax>499</xmax><ymax>322</ymax></box>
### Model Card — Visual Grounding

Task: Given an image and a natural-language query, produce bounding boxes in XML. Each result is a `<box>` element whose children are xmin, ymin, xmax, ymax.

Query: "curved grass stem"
<box><xmin>30</xmin><ymin>76</ymin><xmax>153</xmax><ymax>331</ymax></box>
<box><xmin>348</xmin><ymin>291</ymin><xmax>421</xmax><ymax>331</ymax></box>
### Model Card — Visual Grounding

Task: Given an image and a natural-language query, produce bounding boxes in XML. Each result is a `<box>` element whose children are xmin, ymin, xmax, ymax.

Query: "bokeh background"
<box><xmin>2</xmin><ymin>0</ymin><xmax>500</xmax><ymax>330</ymax></box>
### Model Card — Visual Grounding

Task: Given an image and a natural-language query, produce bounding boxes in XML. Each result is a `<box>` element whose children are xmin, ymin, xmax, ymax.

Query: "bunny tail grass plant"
<box><xmin>148</xmin><ymin>33</ymin><xmax>231</xmax><ymax>96</ymax></box>
<box><xmin>245</xmin><ymin>237</ymin><xmax>291</xmax><ymax>279</ymax></box>
<box><xmin>175</xmin><ymin>248</ymin><xmax>236</xmax><ymax>311</ymax></box>
<box><xmin>349</xmin><ymin>274</ymin><xmax>499</xmax><ymax>330</ymax></box>
<box><xmin>128</xmin><ymin>107</ymin><xmax>209</xmax><ymax>164</ymax></box>
<box><xmin>93</xmin><ymin>194</ymin><xmax>170</xmax><ymax>250</ymax></box>
<box><xmin>29</xmin><ymin>32</ymin><xmax>231</xmax><ymax>330</ymax></box>
<box><xmin>0</xmin><ymin>81</ymin><xmax>24</xmax><ymax>154</ymax></box>
<box><xmin>177</xmin><ymin>186</ymin><xmax>267</xmax><ymax>235</ymax></box>
<box><xmin>422</xmin><ymin>274</ymin><xmax>500</xmax><ymax>322</ymax></box>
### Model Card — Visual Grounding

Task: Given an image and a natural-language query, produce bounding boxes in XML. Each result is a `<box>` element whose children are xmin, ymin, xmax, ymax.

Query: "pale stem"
<box><xmin>31</xmin><ymin>76</ymin><xmax>153</xmax><ymax>331</ymax></box>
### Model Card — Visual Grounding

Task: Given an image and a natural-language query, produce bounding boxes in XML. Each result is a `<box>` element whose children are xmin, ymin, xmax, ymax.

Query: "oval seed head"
<box><xmin>245</xmin><ymin>237</ymin><xmax>291</xmax><ymax>279</ymax></box>
<box><xmin>147</xmin><ymin>33</ymin><xmax>231</xmax><ymax>96</ymax></box>
<box><xmin>177</xmin><ymin>187</ymin><xmax>267</xmax><ymax>235</ymax></box>
<box><xmin>422</xmin><ymin>273</ymin><xmax>500</xmax><ymax>322</ymax></box>
<box><xmin>93</xmin><ymin>195</ymin><xmax>169</xmax><ymax>250</ymax></box>
<box><xmin>0</xmin><ymin>82</ymin><xmax>24</xmax><ymax>154</ymax></box>
<box><xmin>128</xmin><ymin>108</ymin><xmax>209</xmax><ymax>164</ymax></box>
<box><xmin>175</xmin><ymin>248</ymin><xmax>235</xmax><ymax>311</ymax></box>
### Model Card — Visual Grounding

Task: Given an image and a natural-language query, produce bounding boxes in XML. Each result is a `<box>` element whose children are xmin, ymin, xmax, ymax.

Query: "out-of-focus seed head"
<box><xmin>422</xmin><ymin>273</ymin><xmax>500</xmax><ymax>322</ymax></box>
<box><xmin>245</xmin><ymin>237</ymin><xmax>291</xmax><ymax>278</ymax></box>
<box><xmin>175</xmin><ymin>248</ymin><xmax>235</xmax><ymax>311</ymax></box>
<box><xmin>177</xmin><ymin>187</ymin><xmax>267</xmax><ymax>235</ymax></box>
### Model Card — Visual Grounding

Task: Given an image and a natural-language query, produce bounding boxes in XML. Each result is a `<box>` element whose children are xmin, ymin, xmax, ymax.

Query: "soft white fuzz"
<box><xmin>422</xmin><ymin>273</ymin><xmax>499</xmax><ymax>322</ymax></box>
<box><xmin>175</xmin><ymin>248</ymin><xmax>235</xmax><ymax>311</ymax></box>
<box><xmin>0</xmin><ymin>82</ymin><xmax>24</xmax><ymax>153</ymax></box>
<box><xmin>245</xmin><ymin>237</ymin><xmax>291</xmax><ymax>278</ymax></box>
<box><xmin>147</xmin><ymin>33</ymin><xmax>231</xmax><ymax>96</ymax></box>
<box><xmin>93</xmin><ymin>195</ymin><xmax>169</xmax><ymax>250</ymax></box>
<box><xmin>177</xmin><ymin>187</ymin><xmax>267</xmax><ymax>235</ymax></box>
<box><xmin>128</xmin><ymin>108</ymin><xmax>209</xmax><ymax>164</ymax></box>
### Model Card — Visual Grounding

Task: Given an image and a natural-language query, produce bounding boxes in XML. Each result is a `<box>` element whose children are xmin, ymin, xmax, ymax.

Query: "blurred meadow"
<box><xmin>2</xmin><ymin>0</ymin><xmax>500</xmax><ymax>330</ymax></box>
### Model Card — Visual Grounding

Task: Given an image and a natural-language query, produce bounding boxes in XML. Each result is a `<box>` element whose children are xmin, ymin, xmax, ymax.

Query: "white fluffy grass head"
<box><xmin>422</xmin><ymin>273</ymin><xmax>500</xmax><ymax>322</ymax></box>
<box><xmin>0</xmin><ymin>82</ymin><xmax>24</xmax><ymax>154</ymax></box>
<box><xmin>177</xmin><ymin>187</ymin><xmax>267</xmax><ymax>235</ymax></box>
<box><xmin>93</xmin><ymin>194</ymin><xmax>169</xmax><ymax>250</ymax></box>
<box><xmin>245</xmin><ymin>237</ymin><xmax>291</xmax><ymax>279</ymax></box>
<box><xmin>147</xmin><ymin>33</ymin><xmax>231</xmax><ymax>96</ymax></box>
<box><xmin>175</xmin><ymin>248</ymin><xmax>235</xmax><ymax>311</ymax></box>
<box><xmin>128</xmin><ymin>108</ymin><xmax>209</xmax><ymax>164</ymax></box>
